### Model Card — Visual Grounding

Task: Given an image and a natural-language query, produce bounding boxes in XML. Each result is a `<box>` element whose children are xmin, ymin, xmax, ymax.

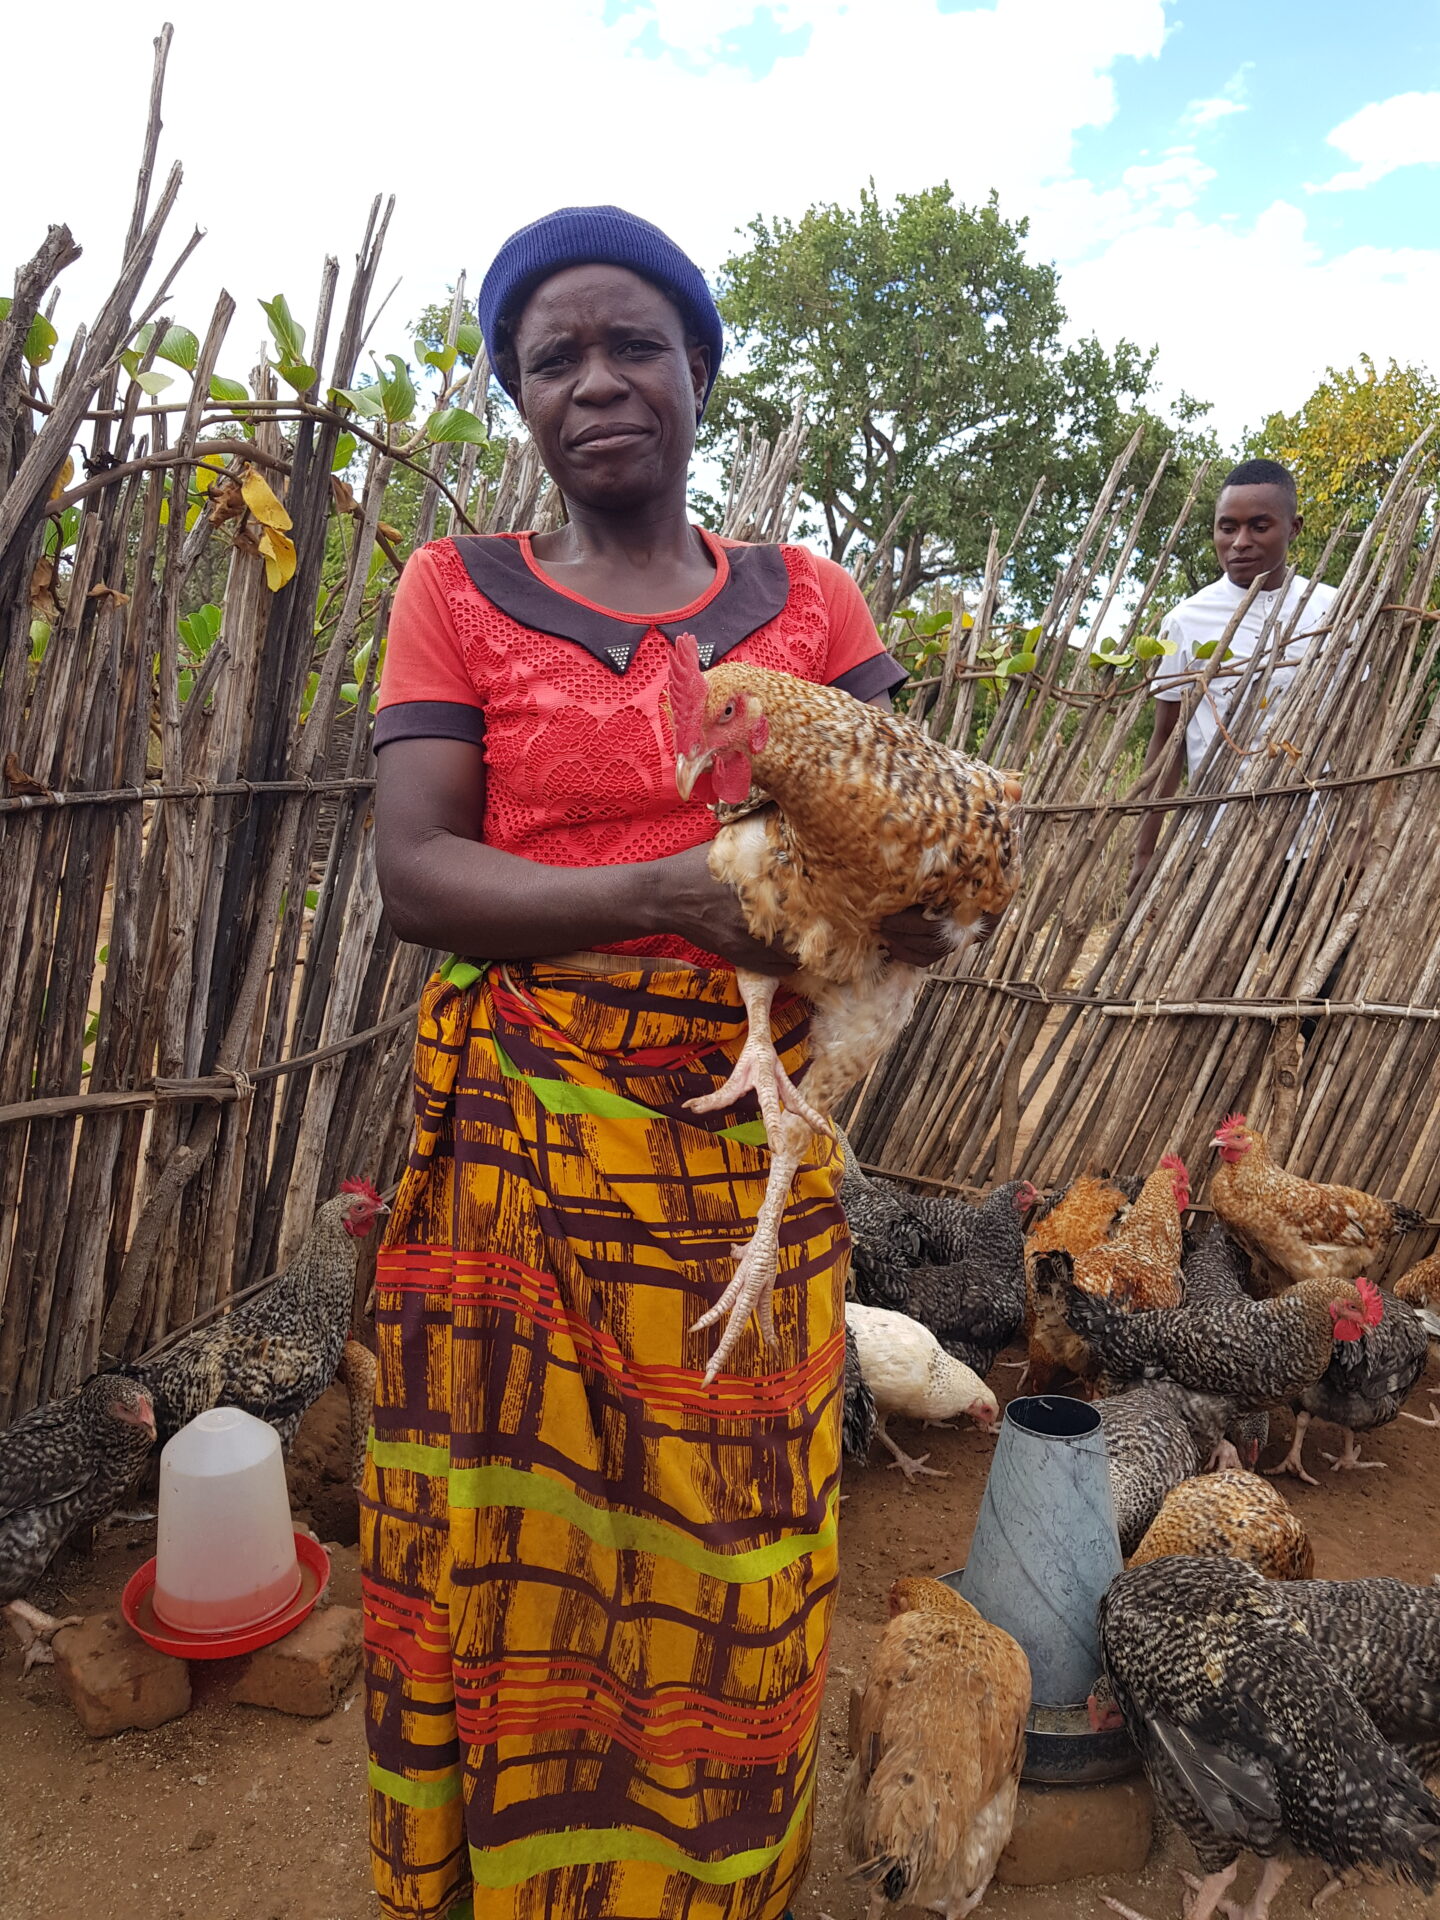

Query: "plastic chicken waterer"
<box><xmin>153</xmin><ymin>1407</ymin><xmax>301</xmax><ymax>1633</ymax></box>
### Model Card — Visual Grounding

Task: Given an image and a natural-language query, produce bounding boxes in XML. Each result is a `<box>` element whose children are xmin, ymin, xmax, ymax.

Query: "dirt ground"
<box><xmin>3</xmin><ymin>1359</ymin><xmax>1439</xmax><ymax>1920</ymax></box>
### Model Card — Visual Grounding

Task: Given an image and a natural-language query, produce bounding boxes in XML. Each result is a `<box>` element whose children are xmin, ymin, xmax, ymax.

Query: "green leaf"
<box><xmin>134</xmin><ymin>369</ymin><xmax>173</xmax><ymax>397</ymax></box>
<box><xmin>917</xmin><ymin>610</ymin><xmax>952</xmax><ymax>637</ymax></box>
<box><xmin>155</xmin><ymin>324</ymin><xmax>200</xmax><ymax>371</ymax></box>
<box><xmin>423</xmin><ymin>345</ymin><xmax>458</xmax><ymax>373</ymax></box>
<box><xmin>330</xmin><ymin>432</ymin><xmax>358</xmax><ymax>472</ymax></box>
<box><xmin>425</xmin><ymin>406</ymin><xmax>489</xmax><ymax>446</ymax></box>
<box><xmin>24</xmin><ymin>313</ymin><xmax>57</xmax><ymax>368</ymax></box>
<box><xmin>259</xmin><ymin>293</ymin><xmax>306</xmax><ymax>367</ymax></box>
<box><xmin>352</xmin><ymin>638</ymin><xmax>373</xmax><ymax>681</ymax></box>
<box><xmin>209</xmin><ymin>374</ymin><xmax>250</xmax><ymax>405</ymax></box>
<box><xmin>454</xmin><ymin>321</ymin><xmax>483</xmax><ymax>359</ymax></box>
<box><xmin>330</xmin><ymin>383</ymin><xmax>386</xmax><ymax>419</ymax></box>
<box><xmin>275</xmin><ymin>360</ymin><xmax>317</xmax><ymax>392</ymax></box>
<box><xmin>299</xmin><ymin>670</ymin><xmax>319</xmax><ymax>720</ymax></box>
<box><xmin>999</xmin><ymin>651</ymin><xmax>1036</xmax><ymax>675</ymax></box>
<box><xmin>179</xmin><ymin>603</ymin><xmax>223</xmax><ymax>659</ymax></box>
<box><xmin>339</xmin><ymin>681</ymin><xmax>360</xmax><ymax>708</ymax></box>
<box><xmin>29</xmin><ymin>619</ymin><xmax>50</xmax><ymax>664</ymax></box>
<box><xmin>1024</xmin><ymin>625</ymin><xmax>1043</xmax><ymax>646</ymax></box>
<box><xmin>378</xmin><ymin>353</ymin><xmax>417</xmax><ymax>424</ymax></box>
<box><xmin>98</xmin><ymin>944</ymin><xmax>109</xmax><ymax>965</ymax></box>
<box><xmin>177</xmin><ymin>666</ymin><xmax>196</xmax><ymax>703</ymax></box>
<box><xmin>304</xmin><ymin>887</ymin><xmax>319</xmax><ymax>912</ymax></box>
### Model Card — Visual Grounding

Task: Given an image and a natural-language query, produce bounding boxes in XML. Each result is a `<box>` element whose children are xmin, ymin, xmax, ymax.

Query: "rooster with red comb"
<box><xmin>667</xmin><ymin>633</ymin><xmax>1021</xmax><ymax>1381</ymax></box>
<box><xmin>125</xmin><ymin>1179</ymin><xmax>386</xmax><ymax>1448</ymax></box>
<box><xmin>1271</xmin><ymin>1273</ymin><xmax>1429</xmax><ymax>1482</ymax></box>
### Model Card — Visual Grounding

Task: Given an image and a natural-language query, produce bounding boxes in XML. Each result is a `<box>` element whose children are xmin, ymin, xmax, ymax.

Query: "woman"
<box><xmin>366</xmin><ymin>204</ymin><xmax>944</xmax><ymax>1920</ymax></box>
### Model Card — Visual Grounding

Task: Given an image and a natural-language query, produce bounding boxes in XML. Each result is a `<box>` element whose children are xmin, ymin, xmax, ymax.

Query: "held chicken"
<box><xmin>1095</xmin><ymin>1556</ymin><xmax>1440</xmax><ymax>1920</ymax></box>
<box><xmin>1394</xmin><ymin>1254</ymin><xmax>1440</xmax><ymax>1428</ymax></box>
<box><xmin>1127</xmin><ymin>1471</ymin><xmax>1313</xmax><ymax>1580</ymax></box>
<box><xmin>130</xmin><ymin>1180</ymin><xmax>386</xmax><ymax>1449</ymax></box>
<box><xmin>1211</xmin><ymin>1113</ymin><xmax>1425</xmax><ymax>1290</ymax></box>
<box><xmin>1269</xmin><ymin>1277</ymin><xmax>1428</xmax><ymax>1483</ymax></box>
<box><xmin>844</xmin><ymin>1577</ymin><xmax>1030</xmax><ymax>1920</ymax></box>
<box><xmin>844</xmin><ymin>1302</ymin><xmax>998</xmax><ymax>1482</ymax></box>
<box><xmin>1042</xmin><ymin>1254</ymin><xmax>1385</xmax><ymax>1408</ymax></box>
<box><xmin>1028</xmin><ymin>1157</ymin><xmax>1189</xmax><ymax>1391</ymax></box>
<box><xmin>668</xmin><ymin>637</ymin><xmax>1021</xmax><ymax>1383</ymax></box>
<box><xmin>2</xmin><ymin>1373</ymin><xmax>156</xmax><ymax>1673</ymax></box>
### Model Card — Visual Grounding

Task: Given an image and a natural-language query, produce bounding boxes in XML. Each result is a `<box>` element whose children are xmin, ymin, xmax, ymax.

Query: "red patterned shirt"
<box><xmin>375</xmin><ymin>527</ymin><xmax>904</xmax><ymax>962</ymax></box>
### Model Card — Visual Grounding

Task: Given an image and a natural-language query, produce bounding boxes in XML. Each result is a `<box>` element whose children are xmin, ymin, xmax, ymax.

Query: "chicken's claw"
<box><xmin>1320</xmin><ymin>1432</ymin><xmax>1385</xmax><ymax>1472</ymax></box>
<box><xmin>4</xmin><ymin>1601</ymin><xmax>82</xmax><ymax>1678</ymax></box>
<box><xmin>1206</xmin><ymin>1439</ymin><xmax>1244</xmax><ymax>1472</ymax></box>
<box><xmin>1400</xmin><ymin>1389</ymin><xmax>1440</xmax><ymax>1427</ymax></box>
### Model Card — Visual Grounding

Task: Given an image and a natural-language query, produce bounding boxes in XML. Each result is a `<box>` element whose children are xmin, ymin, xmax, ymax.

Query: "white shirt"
<box><xmin>1154</xmin><ymin>572</ymin><xmax>1339</xmax><ymax>776</ymax></box>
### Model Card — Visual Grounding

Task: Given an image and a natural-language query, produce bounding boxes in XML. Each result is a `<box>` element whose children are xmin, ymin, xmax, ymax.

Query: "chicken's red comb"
<box><xmin>1355</xmin><ymin>1276</ymin><xmax>1384</xmax><ymax>1326</ymax></box>
<box><xmin>1217</xmin><ymin>1111</ymin><xmax>1247</xmax><ymax>1134</ymax></box>
<box><xmin>667</xmin><ymin>632</ymin><xmax>708</xmax><ymax>753</ymax></box>
<box><xmin>342</xmin><ymin>1177</ymin><xmax>383</xmax><ymax>1207</ymax></box>
<box><xmin>1160</xmin><ymin>1152</ymin><xmax>1190</xmax><ymax>1208</ymax></box>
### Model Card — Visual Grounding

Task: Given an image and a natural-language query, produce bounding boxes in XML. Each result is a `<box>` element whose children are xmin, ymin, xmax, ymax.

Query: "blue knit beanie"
<box><xmin>478</xmin><ymin>206</ymin><xmax>724</xmax><ymax>410</ymax></box>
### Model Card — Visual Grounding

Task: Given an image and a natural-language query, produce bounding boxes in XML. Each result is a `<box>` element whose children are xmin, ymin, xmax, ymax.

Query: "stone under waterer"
<box><xmin>951</xmin><ymin>1391</ymin><xmax>1134</xmax><ymax>1783</ymax></box>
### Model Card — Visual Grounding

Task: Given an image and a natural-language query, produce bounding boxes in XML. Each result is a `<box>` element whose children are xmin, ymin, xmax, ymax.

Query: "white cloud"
<box><xmin>1119</xmin><ymin>148</ymin><xmax>1216</xmax><ymax>212</ymax></box>
<box><xmin>1180</xmin><ymin>64</ymin><xmax>1250</xmax><ymax>133</ymax></box>
<box><xmin>1310</xmin><ymin>90</ymin><xmax>1440</xmax><ymax>192</ymax></box>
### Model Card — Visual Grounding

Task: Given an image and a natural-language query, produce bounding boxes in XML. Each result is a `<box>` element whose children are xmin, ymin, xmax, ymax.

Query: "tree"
<box><xmin>705</xmin><ymin>184</ymin><xmax>1217</xmax><ymax>614</ymax></box>
<box><xmin>1244</xmin><ymin>356</ymin><xmax>1440</xmax><ymax>581</ymax></box>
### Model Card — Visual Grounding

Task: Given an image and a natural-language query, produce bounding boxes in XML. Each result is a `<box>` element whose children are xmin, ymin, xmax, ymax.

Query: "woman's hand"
<box><xmin>648</xmin><ymin>845</ymin><xmax>796</xmax><ymax>976</ymax></box>
<box><xmin>878</xmin><ymin>908</ymin><xmax>961</xmax><ymax>969</ymax></box>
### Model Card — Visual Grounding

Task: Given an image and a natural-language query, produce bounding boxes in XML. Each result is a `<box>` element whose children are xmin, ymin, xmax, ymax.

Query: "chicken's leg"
<box><xmin>684</xmin><ymin>969</ymin><xmax>826</xmax><ymax>1133</ymax></box>
<box><xmin>1219</xmin><ymin>1856</ymin><xmax>1290</xmax><ymax>1920</ymax></box>
<box><xmin>1401</xmin><ymin>1389</ymin><xmax>1440</xmax><ymax>1427</ymax></box>
<box><xmin>1264</xmin><ymin>1411</ymin><xmax>1318</xmax><ymax>1486</ymax></box>
<box><xmin>875</xmin><ymin>1417</ymin><xmax>948</xmax><ymax>1482</ymax></box>
<box><xmin>1206</xmin><ymin>1439</ymin><xmax>1244</xmax><ymax>1472</ymax></box>
<box><xmin>1320</xmin><ymin>1428</ymin><xmax>1384</xmax><ymax>1472</ymax></box>
<box><xmin>4</xmin><ymin>1600</ymin><xmax>82</xmax><ymax>1678</ymax></box>
<box><xmin>692</xmin><ymin>1110</ymin><xmax>811</xmax><ymax>1384</ymax></box>
<box><xmin>1104</xmin><ymin>1862</ymin><xmax>1239</xmax><ymax>1920</ymax></box>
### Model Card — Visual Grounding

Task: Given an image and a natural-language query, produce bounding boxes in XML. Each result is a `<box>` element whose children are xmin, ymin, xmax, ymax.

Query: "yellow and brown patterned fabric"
<box><xmin>362</xmin><ymin>960</ymin><xmax>846</xmax><ymax>1920</ymax></box>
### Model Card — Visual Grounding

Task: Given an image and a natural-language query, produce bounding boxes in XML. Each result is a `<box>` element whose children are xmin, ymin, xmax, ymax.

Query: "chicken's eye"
<box><xmin>720</xmin><ymin>702</ymin><xmax>735</xmax><ymax>720</ymax></box>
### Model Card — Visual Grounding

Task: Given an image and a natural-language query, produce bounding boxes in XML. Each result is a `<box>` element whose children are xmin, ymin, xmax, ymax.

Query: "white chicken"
<box><xmin>845</xmin><ymin>1301</ymin><xmax>998</xmax><ymax>1481</ymax></box>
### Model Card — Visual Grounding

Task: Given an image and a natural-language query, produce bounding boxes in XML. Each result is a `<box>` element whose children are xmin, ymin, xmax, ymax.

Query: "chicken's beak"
<box><xmin>675</xmin><ymin>749</ymin><xmax>713</xmax><ymax>803</ymax></box>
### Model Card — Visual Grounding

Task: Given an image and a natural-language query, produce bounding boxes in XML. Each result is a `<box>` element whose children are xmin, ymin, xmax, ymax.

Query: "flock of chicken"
<box><xmin>840</xmin><ymin>1113</ymin><xmax>1440</xmax><ymax>1920</ymax></box>
<box><xmin>0</xmin><ymin>1179</ymin><xmax>383</xmax><ymax>1671</ymax></box>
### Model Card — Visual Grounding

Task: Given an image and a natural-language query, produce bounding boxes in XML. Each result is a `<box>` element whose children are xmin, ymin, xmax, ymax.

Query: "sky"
<box><xmin>4</xmin><ymin>0</ymin><xmax>1438</xmax><ymax>444</ymax></box>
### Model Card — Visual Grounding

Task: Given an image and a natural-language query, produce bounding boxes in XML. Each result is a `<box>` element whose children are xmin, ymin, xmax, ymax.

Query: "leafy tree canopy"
<box><xmin>1244</xmin><ymin>354</ymin><xmax>1440</xmax><ymax>581</ymax></box>
<box><xmin>704</xmin><ymin>183</ymin><xmax>1218</xmax><ymax>615</ymax></box>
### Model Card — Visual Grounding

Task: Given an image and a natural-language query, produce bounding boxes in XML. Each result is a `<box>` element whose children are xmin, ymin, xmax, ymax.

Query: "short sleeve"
<box><xmin>1153</xmin><ymin>608</ymin><xmax>1189</xmax><ymax>704</ymax></box>
<box><xmin>810</xmin><ymin>554</ymin><xmax>908</xmax><ymax>702</ymax></box>
<box><xmin>374</xmin><ymin>544</ymin><xmax>486</xmax><ymax>749</ymax></box>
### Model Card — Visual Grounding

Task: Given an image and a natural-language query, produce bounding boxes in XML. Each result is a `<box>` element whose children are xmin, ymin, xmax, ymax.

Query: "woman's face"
<box><xmin>511</xmin><ymin>264</ymin><xmax>710</xmax><ymax>516</ymax></box>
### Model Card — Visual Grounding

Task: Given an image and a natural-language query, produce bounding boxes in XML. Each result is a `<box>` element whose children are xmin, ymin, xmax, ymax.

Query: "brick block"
<box><xmin>996</xmin><ymin>1777</ymin><xmax>1154</xmax><ymax>1886</ymax></box>
<box><xmin>53</xmin><ymin>1611</ymin><xmax>191</xmax><ymax>1738</ymax></box>
<box><xmin>230</xmin><ymin>1604</ymin><xmax>362</xmax><ymax>1717</ymax></box>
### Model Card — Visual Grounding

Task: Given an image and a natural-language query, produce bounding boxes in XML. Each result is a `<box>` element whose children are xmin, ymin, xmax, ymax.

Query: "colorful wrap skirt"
<box><xmin>361</xmin><ymin>959</ymin><xmax>847</xmax><ymax>1920</ymax></box>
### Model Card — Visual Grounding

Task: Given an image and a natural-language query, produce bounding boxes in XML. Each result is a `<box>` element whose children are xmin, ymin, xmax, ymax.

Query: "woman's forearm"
<box><xmin>380</xmin><ymin>828</ymin><xmax>663</xmax><ymax>957</ymax></box>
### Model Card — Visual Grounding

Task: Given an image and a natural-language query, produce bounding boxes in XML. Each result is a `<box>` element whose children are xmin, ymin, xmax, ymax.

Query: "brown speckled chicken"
<box><xmin>131</xmin><ymin>1181</ymin><xmax>386</xmax><ymax>1448</ymax></box>
<box><xmin>1211</xmin><ymin>1113</ymin><xmax>1425</xmax><ymax>1288</ymax></box>
<box><xmin>1395</xmin><ymin>1253</ymin><xmax>1440</xmax><ymax>1428</ymax></box>
<box><xmin>1095</xmin><ymin>1556</ymin><xmax>1440</xmax><ymax>1920</ymax></box>
<box><xmin>1128</xmin><ymin>1471</ymin><xmax>1314</xmax><ymax>1580</ymax></box>
<box><xmin>1029</xmin><ymin>1157</ymin><xmax>1188</xmax><ymax>1390</ymax></box>
<box><xmin>844</xmin><ymin>1577</ymin><xmax>1030</xmax><ymax>1918</ymax></box>
<box><xmin>668</xmin><ymin>638</ymin><xmax>1022</xmax><ymax>1382</ymax></box>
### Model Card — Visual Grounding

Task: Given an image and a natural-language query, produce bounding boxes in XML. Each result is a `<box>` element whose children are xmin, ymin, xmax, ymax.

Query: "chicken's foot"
<box><xmin>875</xmin><ymin>1418</ymin><xmax>948</xmax><ymax>1482</ymax></box>
<box><xmin>1400</xmin><ymin>1388</ymin><xmax>1440</xmax><ymax>1428</ymax></box>
<box><xmin>1264</xmin><ymin>1411</ymin><xmax>1318</xmax><ymax>1487</ymax></box>
<box><xmin>4</xmin><ymin>1600</ymin><xmax>82</xmax><ymax>1678</ymax></box>
<box><xmin>1319</xmin><ymin>1428</ymin><xmax>1384</xmax><ymax>1472</ymax></box>
<box><xmin>1206</xmin><ymin>1439</ymin><xmax>1244</xmax><ymax>1472</ymax></box>
<box><xmin>1216</xmin><ymin>1857</ymin><xmax>1290</xmax><ymax>1920</ymax></box>
<box><xmin>684</xmin><ymin>969</ymin><xmax>826</xmax><ymax>1133</ymax></box>
<box><xmin>691</xmin><ymin>1111</ymin><xmax>810</xmax><ymax>1384</ymax></box>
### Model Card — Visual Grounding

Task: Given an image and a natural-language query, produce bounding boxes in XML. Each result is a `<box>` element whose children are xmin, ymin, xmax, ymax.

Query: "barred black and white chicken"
<box><xmin>1269</xmin><ymin>1278</ymin><xmax>1428</xmax><ymax>1483</ymax></box>
<box><xmin>130</xmin><ymin>1180</ymin><xmax>385</xmax><ymax>1449</ymax></box>
<box><xmin>1096</xmin><ymin>1555</ymin><xmax>1440</xmax><ymax>1920</ymax></box>
<box><xmin>2</xmin><ymin>1373</ymin><xmax>155</xmax><ymax>1672</ymax></box>
<box><xmin>1098</xmin><ymin>1382</ymin><xmax>1245</xmax><ymax>1557</ymax></box>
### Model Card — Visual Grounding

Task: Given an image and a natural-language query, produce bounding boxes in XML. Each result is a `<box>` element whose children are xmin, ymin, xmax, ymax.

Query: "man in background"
<box><xmin>1128</xmin><ymin>458</ymin><xmax>1339</xmax><ymax>893</ymax></box>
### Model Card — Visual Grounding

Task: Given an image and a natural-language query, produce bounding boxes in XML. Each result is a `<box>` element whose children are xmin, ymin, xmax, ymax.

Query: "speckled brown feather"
<box><xmin>1128</xmin><ymin>1470</ymin><xmax>1314</xmax><ymax>1579</ymax></box>
<box><xmin>1022</xmin><ymin>1175</ymin><xmax>1133</xmax><ymax>1393</ymax></box>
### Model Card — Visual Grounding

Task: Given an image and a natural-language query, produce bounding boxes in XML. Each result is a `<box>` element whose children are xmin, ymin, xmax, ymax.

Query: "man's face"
<box><xmin>1213</xmin><ymin>484</ymin><xmax>1301</xmax><ymax>591</ymax></box>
